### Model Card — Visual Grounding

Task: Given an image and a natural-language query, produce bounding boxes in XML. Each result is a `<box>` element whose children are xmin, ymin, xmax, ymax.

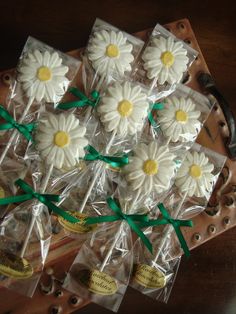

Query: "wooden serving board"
<box><xmin>0</xmin><ymin>18</ymin><xmax>235</xmax><ymax>314</ymax></box>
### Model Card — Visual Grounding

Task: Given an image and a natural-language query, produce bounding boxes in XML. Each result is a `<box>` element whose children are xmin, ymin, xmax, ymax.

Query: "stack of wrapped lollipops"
<box><xmin>0</xmin><ymin>18</ymin><xmax>227</xmax><ymax>312</ymax></box>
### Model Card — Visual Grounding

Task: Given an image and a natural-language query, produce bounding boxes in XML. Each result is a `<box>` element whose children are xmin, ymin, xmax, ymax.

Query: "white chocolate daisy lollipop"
<box><xmin>98</xmin><ymin>81</ymin><xmax>149</xmax><ymax>137</ymax></box>
<box><xmin>18</xmin><ymin>50</ymin><xmax>69</xmax><ymax>103</ymax></box>
<box><xmin>124</xmin><ymin>141</ymin><xmax>176</xmax><ymax>195</ymax></box>
<box><xmin>35</xmin><ymin>113</ymin><xmax>88</xmax><ymax>169</ymax></box>
<box><xmin>175</xmin><ymin>151</ymin><xmax>215</xmax><ymax>197</ymax></box>
<box><xmin>158</xmin><ymin>96</ymin><xmax>201</xmax><ymax>142</ymax></box>
<box><xmin>142</xmin><ymin>36</ymin><xmax>188</xmax><ymax>85</ymax></box>
<box><xmin>87</xmin><ymin>30</ymin><xmax>134</xmax><ymax>77</ymax></box>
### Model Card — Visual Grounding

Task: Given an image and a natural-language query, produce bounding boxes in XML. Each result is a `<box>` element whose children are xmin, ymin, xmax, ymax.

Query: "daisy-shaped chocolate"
<box><xmin>142</xmin><ymin>36</ymin><xmax>188</xmax><ymax>85</ymax></box>
<box><xmin>158</xmin><ymin>96</ymin><xmax>201</xmax><ymax>142</ymax></box>
<box><xmin>35</xmin><ymin>113</ymin><xmax>88</xmax><ymax>169</ymax></box>
<box><xmin>18</xmin><ymin>50</ymin><xmax>69</xmax><ymax>103</ymax></box>
<box><xmin>98</xmin><ymin>81</ymin><xmax>149</xmax><ymax>137</ymax></box>
<box><xmin>175</xmin><ymin>151</ymin><xmax>215</xmax><ymax>197</ymax></box>
<box><xmin>124</xmin><ymin>141</ymin><xmax>176</xmax><ymax>195</ymax></box>
<box><xmin>87</xmin><ymin>30</ymin><xmax>134</xmax><ymax>77</ymax></box>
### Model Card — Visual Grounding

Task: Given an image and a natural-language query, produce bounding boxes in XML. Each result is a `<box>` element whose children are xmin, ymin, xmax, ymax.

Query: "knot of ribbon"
<box><xmin>84</xmin><ymin>145</ymin><xmax>129</xmax><ymax>168</ymax></box>
<box><xmin>0</xmin><ymin>105</ymin><xmax>35</xmax><ymax>141</ymax></box>
<box><xmin>57</xmin><ymin>87</ymin><xmax>100</xmax><ymax>110</ymax></box>
<box><xmin>148</xmin><ymin>102</ymin><xmax>164</xmax><ymax>127</ymax></box>
<box><xmin>0</xmin><ymin>179</ymin><xmax>80</xmax><ymax>224</ymax></box>
<box><xmin>139</xmin><ymin>203</ymin><xmax>193</xmax><ymax>257</ymax></box>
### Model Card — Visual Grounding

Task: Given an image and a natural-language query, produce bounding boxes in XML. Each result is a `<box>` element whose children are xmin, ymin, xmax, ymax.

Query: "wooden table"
<box><xmin>0</xmin><ymin>1</ymin><xmax>235</xmax><ymax>314</ymax></box>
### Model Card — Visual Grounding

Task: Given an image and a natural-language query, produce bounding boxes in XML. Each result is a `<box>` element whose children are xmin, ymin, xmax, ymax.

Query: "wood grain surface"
<box><xmin>0</xmin><ymin>1</ymin><xmax>235</xmax><ymax>314</ymax></box>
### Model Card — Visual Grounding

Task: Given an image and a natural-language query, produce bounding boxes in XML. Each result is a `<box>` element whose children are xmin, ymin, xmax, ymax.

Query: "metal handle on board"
<box><xmin>198</xmin><ymin>72</ymin><xmax>236</xmax><ymax>159</ymax></box>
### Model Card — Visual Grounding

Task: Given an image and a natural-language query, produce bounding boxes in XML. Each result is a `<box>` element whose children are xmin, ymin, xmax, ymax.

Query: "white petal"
<box><xmin>52</xmin><ymin>66</ymin><xmax>68</xmax><ymax>76</ymax></box>
<box><xmin>58</xmin><ymin>114</ymin><xmax>66</xmax><ymax>131</ymax></box>
<box><xmin>35</xmin><ymin>82</ymin><xmax>46</xmax><ymax>102</ymax></box>
<box><xmin>34</xmin><ymin>50</ymin><xmax>43</xmax><ymax>64</ymax></box>
<box><xmin>50</xmin><ymin>52</ymin><xmax>61</xmax><ymax>67</ymax></box>
<box><xmin>64</xmin><ymin>147</ymin><xmax>76</xmax><ymax>167</ymax></box>
<box><xmin>54</xmin><ymin>148</ymin><xmax>65</xmax><ymax>169</ymax></box>
<box><xmin>134</xmin><ymin>144</ymin><xmax>149</xmax><ymax>161</ymax></box>
<box><xmin>46</xmin><ymin>146</ymin><xmax>57</xmax><ymax>164</ymax></box>
<box><xmin>47</xmin><ymin>113</ymin><xmax>59</xmax><ymax>129</ymax></box>
<box><xmin>45</xmin><ymin>82</ymin><xmax>56</xmax><ymax>103</ymax></box>
<box><xmin>158</xmin><ymin>66</ymin><xmax>168</xmax><ymax>84</ymax></box>
<box><xmin>117</xmin><ymin>118</ymin><xmax>128</xmax><ymax>136</ymax></box>
<box><xmin>43</xmin><ymin>51</ymin><xmax>50</xmax><ymax>66</ymax></box>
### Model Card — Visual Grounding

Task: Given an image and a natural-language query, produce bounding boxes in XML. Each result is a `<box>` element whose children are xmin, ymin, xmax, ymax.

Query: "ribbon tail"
<box><xmin>18</xmin><ymin>126</ymin><xmax>32</xmax><ymax>141</ymax></box>
<box><xmin>0</xmin><ymin>194</ymin><xmax>32</xmax><ymax>205</ymax></box>
<box><xmin>84</xmin><ymin>145</ymin><xmax>100</xmax><ymax>161</ymax></box>
<box><xmin>176</xmin><ymin>219</ymin><xmax>194</xmax><ymax>228</ymax></box>
<box><xmin>57</xmin><ymin>100</ymin><xmax>86</xmax><ymax>110</ymax></box>
<box><xmin>25</xmin><ymin>123</ymin><xmax>36</xmax><ymax>133</ymax></box>
<box><xmin>86</xmin><ymin>215</ymin><xmax>122</xmax><ymax>225</ymax></box>
<box><xmin>138</xmin><ymin>218</ymin><xmax>168</xmax><ymax>228</ymax></box>
<box><xmin>128</xmin><ymin>218</ymin><xmax>153</xmax><ymax>253</ymax></box>
<box><xmin>15</xmin><ymin>179</ymin><xmax>33</xmax><ymax>193</ymax></box>
<box><xmin>84</xmin><ymin>155</ymin><xmax>97</xmax><ymax>161</ymax></box>
<box><xmin>106</xmin><ymin>155</ymin><xmax>129</xmax><ymax>168</ymax></box>
<box><xmin>48</xmin><ymin>203</ymin><xmax>81</xmax><ymax>223</ymax></box>
<box><xmin>0</xmin><ymin>123</ymin><xmax>13</xmax><ymax>130</ymax></box>
<box><xmin>69</xmin><ymin>87</ymin><xmax>87</xmax><ymax>100</ymax></box>
<box><xmin>152</xmin><ymin>103</ymin><xmax>164</xmax><ymax>110</ymax></box>
<box><xmin>106</xmin><ymin>197</ymin><xmax>123</xmax><ymax>217</ymax></box>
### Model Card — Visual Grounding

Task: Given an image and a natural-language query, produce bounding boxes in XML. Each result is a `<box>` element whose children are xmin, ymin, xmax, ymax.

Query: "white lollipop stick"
<box><xmin>0</xmin><ymin>97</ymin><xmax>34</xmax><ymax>165</ymax></box>
<box><xmin>100</xmin><ymin>189</ymin><xmax>141</xmax><ymax>272</ymax></box>
<box><xmin>95</xmin><ymin>72</ymin><xmax>106</xmax><ymax>92</ymax></box>
<box><xmin>165</xmin><ymin>136</ymin><xmax>171</xmax><ymax>146</ymax></box>
<box><xmin>152</xmin><ymin>190</ymin><xmax>188</xmax><ymax>264</ymax></box>
<box><xmin>82</xmin><ymin>72</ymin><xmax>106</xmax><ymax>126</ymax></box>
<box><xmin>83</xmin><ymin>107</ymin><xmax>93</xmax><ymax>126</ymax></box>
<box><xmin>148</xmin><ymin>76</ymin><xmax>158</xmax><ymax>96</ymax></box>
<box><xmin>20</xmin><ymin>163</ymin><xmax>54</xmax><ymax>258</ymax></box>
<box><xmin>79</xmin><ymin>130</ymin><xmax>116</xmax><ymax>213</ymax></box>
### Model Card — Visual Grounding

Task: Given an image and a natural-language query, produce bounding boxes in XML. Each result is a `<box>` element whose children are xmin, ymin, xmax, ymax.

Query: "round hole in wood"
<box><xmin>192</xmin><ymin>233</ymin><xmax>201</xmax><ymax>242</ymax></box>
<box><xmin>180</xmin><ymin>23</ymin><xmax>185</xmax><ymax>29</ymax></box>
<box><xmin>223</xmin><ymin>216</ymin><xmax>230</xmax><ymax>226</ymax></box>
<box><xmin>219</xmin><ymin>121</ymin><xmax>226</xmax><ymax>128</ymax></box>
<box><xmin>2</xmin><ymin>73</ymin><xmax>12</xmax><ymax>86</ymax></box>
<box><xmin>184</xmin><ymin>39</ymin><xmax>191</xmax><ymax>45</ymax></box>
<box><xmin>208</xmin><ymin>224</ymin><xmax>216</xmax><ymax>234</ymax></box>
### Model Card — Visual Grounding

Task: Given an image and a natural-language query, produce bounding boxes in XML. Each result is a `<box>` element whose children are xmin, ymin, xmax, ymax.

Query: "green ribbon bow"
<box><xmin>0</xmin><ymin>179</ymin><xmax>80</xmax><ymax>224</ymax></box>
<box><xmin>148</xmin><ymin>102</ymin><xmax>164</xmax><ymax>127</ymax></box>
<box><xmin>139</xmin><ymin>203</ymin><xmax>193</xmax><ymax>257</ymax></box>
<box><xmin>57</xmin><ymin>87</ymin><xmax>100</xmax><ymax>110</ymax></box>
<box><xmin>87</xmin><ymin>197</ymin><xmax>153</xmax><ymax>253</ymax></box>
<box><xmin>84</xmin><ymin>145</ymin><xmax>129</xmax><ymax>168</ymax></box>
<box><xmin>0</xmin><ymin>105</ymin><xmax>35</xmax><ymax>142</ymax></box>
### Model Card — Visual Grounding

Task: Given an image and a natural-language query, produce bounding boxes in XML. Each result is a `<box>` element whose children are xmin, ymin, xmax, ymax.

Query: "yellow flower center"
<box><xmin>189</xmin><ymin>164</ymin><xmax>202</xmax><ymax>178</ymax></box>
<box><xmin>37</xmin><ymin>66</ymin><xmax>52</xmax><ymax>81</ymax></box>
<box><xmin>117</xmin><ymin>100</ymin><xmax>133</xmax><ymax>117</ymax></box>
<box><xmin>106</xmin><ymin>44</ymin><xmax>119</xmax><ymax>58</ymax></box>
<box><xmin>175</xmin><ymin>110</ymin><xmax>188</xmax><ymax>123</ymax></box>
<box><xmin>54</xmin><ymin>131</ymin><xmax>70</xmax><ymax>148</ymax></box>
<box><xmin>160</xmin><ymin>51</ymin><xmax>175</xmax><ymax>67</ymax></box>
<box><xmin>143</xmin><ymin>160</ymin><xmax>158</xmax><ymax>176</ymax></box>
